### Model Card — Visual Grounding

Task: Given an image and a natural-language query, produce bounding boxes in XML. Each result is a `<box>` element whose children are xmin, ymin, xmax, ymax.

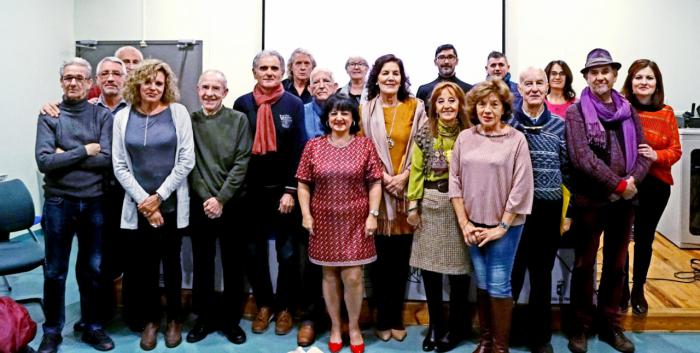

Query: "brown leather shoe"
<box><xmin>275</xmin><ymin>310</ymin><xmax>293</xmax><ymax>335</ymax></box>
<box><xmin>140</xmin><ymin>322</ymin><xmax>159</xmax><ymax>351</ymax></box>
<box><xmin>252</xmin><ymin>306</ymin><xmax>272</xmax><ymax>334</ymax></box>
<box><xmin>297</xmin><ymin>321</ymin><xmax>316</xmax><ymax>347</ymax></box>
<box><xmin>165</xmin><ymin>320</ymin><xmax>182</xmax><ymax>348</ymax></box>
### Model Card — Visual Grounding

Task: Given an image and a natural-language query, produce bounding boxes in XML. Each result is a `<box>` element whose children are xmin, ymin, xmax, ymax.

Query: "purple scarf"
<box><xmin>580</xmin><ymin>87</ymin><xmax>637</xmax><ymax>173</ymax></box>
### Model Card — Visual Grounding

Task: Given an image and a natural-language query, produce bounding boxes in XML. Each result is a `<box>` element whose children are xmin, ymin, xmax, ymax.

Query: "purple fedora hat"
<box><xmin>580</xmin><ymin>48</ymin><xmax>621</xmax><ymax>74</ymax></box>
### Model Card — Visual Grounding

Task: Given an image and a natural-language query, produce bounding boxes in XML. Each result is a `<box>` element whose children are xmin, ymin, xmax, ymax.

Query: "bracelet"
<box><xmin>154</xmin><ymin>193</ymin><xmax>163</xmax><ymax>202</ymax></box>
<box><xmin>499</xmin><ymin>221</ymin><xmax>510</xmax><ymax>230</ymax></box>
<box><xmin>407</xmin><ymin>206</ymin><xmax>419</xmax><ymax>212</ymax></box>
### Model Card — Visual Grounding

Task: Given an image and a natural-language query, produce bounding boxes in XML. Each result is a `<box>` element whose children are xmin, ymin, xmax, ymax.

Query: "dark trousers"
<box><xmin>511</xmin><ymin>198</ymin><xmax>562</xmax><ymax>345</ymax></box>
<box><xmin>422</xmin><ymin>270</ymin><xmax>470</xmax><ymax>338</ymax></box>
<box><xmin>624</xmin><ymin>176</ymin><xmax>671</xmax><ymax>286</ymax></box>
<box><xmin>190</xmin><ymin>196</ymin><xmax>246</xmax><ymax>328</ymax></box>
<box><xmin>99</xmin><ymin>183</ymin><xmax>124</xmax><ymax>321</ymax></box>
<box><xmin>242</xmin><ymin>186</ymin><xmax>300</xmax><ymax>312</ymax></box>
<box><xmin>123</xmin><ymin>211</ymin><xmax>182</xmax><ymax>325</ymax></box>
<box><xmin>298</xmin><ymin>231</ymin><xmax>325</xmax><ymax>324</ymax></box>
<box><xmin>570</xmin><ymin>200</ymin><xmax>634</xmax><ymax>333</ymax></box>
<box><xmin>42</xmin><ymin>196</ymin><xmax>105</xmax><ymax>333</ymax></box>
<box><xmin>371</xmin><ymin>234</ymin><xmax>412</xmax><ymax>331</ymax></box>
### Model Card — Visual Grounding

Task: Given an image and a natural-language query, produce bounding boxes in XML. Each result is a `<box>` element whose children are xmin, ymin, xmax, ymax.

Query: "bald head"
<box><xmin>115</xmin><ymin>46</ymin><xmax>144</xmax><ymax>73</ymax></box>
<box><xmin>518</xmin><ymin>67</ymin><xmax>548</xmax><ymax>111</ymax></box>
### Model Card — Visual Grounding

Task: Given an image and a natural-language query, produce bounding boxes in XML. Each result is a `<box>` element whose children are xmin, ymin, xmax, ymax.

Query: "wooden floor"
<box><xmin>136</xmin><ymin>232</ymin><xmax>700</xmax><ymax>332</ymax></box>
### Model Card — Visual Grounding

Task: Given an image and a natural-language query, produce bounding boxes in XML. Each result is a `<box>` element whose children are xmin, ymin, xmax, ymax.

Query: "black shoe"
<box><xmin>37</xmin><ymin>333</ymin><xmax>63</xmax><ymax>353</ymax></box>
<box><xmin>435</xmin><ymin>332</ymin><xmax>462</xmax><ymax>353</ymax></box>
<box><xmin>531</xmin><ymin>342</ymin><xmax>554</xmax><ymax>353</ymax></box>
<box><xmin>422</xmin><ymin>326</ymin><xmax>436</xmax><ymax>352</ymax></box>
<box><xmin>630</xmin><ymin>286</ymin><xmax>648</xmax><ymax>316</ymax></box>
<box><xmin>599</xmin><ymin>330</ymin><xmax>635</xmax><ymax>353</ymax></box>
<box><xmin>73</xmin><ymin>321</ymin><xmax>86</xmax><ymax>332</ymax></box>
<box><xmin>186</xmin><ymin>322</ymin><xmax>215</xmax><ymax>343</ymax></box>
<box><xmin>223</xmin><ymin>325</ymin><xmax>247</xmax><ymax>345</ymax></box>
<box><xmin>567</xmin><ymin>332</ymin><xmax>588</xmax><ymax>353</ymax></box>
<box><xmin>82</xmin><ymin>329</ymin><xmax>115</xmax><ymax>351</ymax></box>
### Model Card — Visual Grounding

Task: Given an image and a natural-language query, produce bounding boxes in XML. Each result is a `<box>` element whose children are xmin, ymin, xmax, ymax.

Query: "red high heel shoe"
<box><xmin>350</xmin><ymin>342</ymin><xmax>365</xmax><ymax>353</ymax></box>
<box><xmin>329</xmin><ymin>340</ymin><xmax>343</xmax><ymax>353</ymax></box>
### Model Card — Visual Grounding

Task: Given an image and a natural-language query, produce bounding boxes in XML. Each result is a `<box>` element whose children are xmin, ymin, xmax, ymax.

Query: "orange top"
<box><xmin>638</xmin><ymin>105</ymin><xmax>682</xmax><ymax>185</ymax></box>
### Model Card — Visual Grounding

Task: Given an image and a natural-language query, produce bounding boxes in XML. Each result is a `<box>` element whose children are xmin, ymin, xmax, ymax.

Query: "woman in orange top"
<box><xmin>620</xmin><ymin>59</ymin><xmax>682</xmax><ymax>315</ymax></box>
<box><xmin>361</xmin><ymin>54</ymin><xmax>426</xmax><ymax>342</ymax></box>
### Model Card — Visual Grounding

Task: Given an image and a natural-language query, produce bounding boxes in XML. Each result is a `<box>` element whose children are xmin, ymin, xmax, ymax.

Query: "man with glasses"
<box><xmin>35</xmin><ymin>58</ymin><xmax>115</xmax><ymax>353</ymax></box>
<box><xmin>416</xmin><ymin>44</ymin><xmax>473</xmax><ymax>108</ymax></box>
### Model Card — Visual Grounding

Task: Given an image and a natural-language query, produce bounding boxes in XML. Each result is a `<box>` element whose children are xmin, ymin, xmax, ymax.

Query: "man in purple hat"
<box><xmin>564</xmin><ymin>48</ymin><xmax>651</xmax><ymax>353</ymax></box>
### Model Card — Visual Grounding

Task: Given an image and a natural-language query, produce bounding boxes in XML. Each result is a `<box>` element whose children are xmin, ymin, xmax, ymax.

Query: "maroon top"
<box><xmin>565</xmin><ymin>102</ymin><xmax>651</xmax><ymax>207</ymax></box>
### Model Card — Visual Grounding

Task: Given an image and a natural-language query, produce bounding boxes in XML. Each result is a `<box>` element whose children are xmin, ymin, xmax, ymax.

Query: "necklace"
<box><xmin>328</xmin><ymin>135</ymin><xmax>353</xmax><ymax>148</ymax></box>
<box><xmin>386</xmin><ymin>103</ymin><xmax>400</xmax><ymax>149</ymax></box>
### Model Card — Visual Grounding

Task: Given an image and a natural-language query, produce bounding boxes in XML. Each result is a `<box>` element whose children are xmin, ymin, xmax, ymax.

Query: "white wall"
<box><xmin>0</xmin><ymin>0</ymin><xmax>75</xmax><ymax>213</ymax></box>
<box><xmin>74</xmin><ymin>0</ymin><xmax>262</xmax><ymax>105</ymax></box>
<box><xmin>506</xmin><ymin>0</ymin><xmax>697</xmax><ymax>112</ymax></box>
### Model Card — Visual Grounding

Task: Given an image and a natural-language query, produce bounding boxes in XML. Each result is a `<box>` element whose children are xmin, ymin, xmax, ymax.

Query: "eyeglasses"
<box><xmin>61</xmin><ymin>75</ymin><xmax>88</xmax><ymax>84</ymax></box>
<box><xmin>347</xmin><ymin>62</ymin><xmax>367</xmax><ymax>68</ymax></box>
<box><xmin>98</xmin><ymin>70</ymin><xmax>123</xmax><ymax>79</ymax></box>
<box><xmin>436</xmin><ymin>55</ymin><xmax>457</xmax><ymax>62</ymax></box>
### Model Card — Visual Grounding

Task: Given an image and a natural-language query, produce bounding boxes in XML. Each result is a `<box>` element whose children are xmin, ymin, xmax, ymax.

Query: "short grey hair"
<box><xmin>198</xmin><ymin>69</ymin><xmax>228</xmax><ymax>89</ymax></box>
<box><xmin>96</xmin><ymin>56</ymin><xmax>127</xmax><ymax>76</ymax></box>
<box><xmin>114</xmin><ymin>46</ymin><xmax>144</xmax><ymax>61</ymax></box>
<box><xmin>60</xmin><ymin>57</ymin><xmax>92</xmax><ymax>78</ymax></box>
<box><xmin>309</xmin><ymin>67</ymin><xmax>335</xmax><ymax>83</ymax></box>
<box><xmin>345</xmin><ymin>56</ymin><xmax>368</xmax><ymax>69</ymax></box>
<box><xmin>286</xmin><ymin>48</ymin><xmax>316</xmax><ymax>79</ymax></box>
<box><xmin>252</xmin><ymin>50</ymin><xmax>286</xmax><ymax>76</ymax></box>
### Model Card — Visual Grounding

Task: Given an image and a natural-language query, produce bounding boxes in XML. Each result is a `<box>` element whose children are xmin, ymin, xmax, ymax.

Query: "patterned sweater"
<box><xmin>509</xmin><ymin>106</ymin><xmax>569</xmax><ymax>200</ymax></box>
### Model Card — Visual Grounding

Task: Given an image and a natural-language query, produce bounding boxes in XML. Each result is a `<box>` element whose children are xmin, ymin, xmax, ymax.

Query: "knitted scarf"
<box><xmin>252</xmin><ymin>83</ymin><xmax>284</xmax><ymax>155</ymax></box>
<box><xmin>580</xmin><ymin>87</ymin><xmax>636</xmax><ymax>173</ymax></box>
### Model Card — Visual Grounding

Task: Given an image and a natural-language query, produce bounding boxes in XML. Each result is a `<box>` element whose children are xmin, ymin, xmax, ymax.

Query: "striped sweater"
<box><xmin>636</xmin><ymin>105</ymin><xmax>682</xmax><ymax>185</ymax></box>
<box><xmin>509</xmin><ymin>106</ymin><xmax>569</xmax><ymax>200</ymax></box>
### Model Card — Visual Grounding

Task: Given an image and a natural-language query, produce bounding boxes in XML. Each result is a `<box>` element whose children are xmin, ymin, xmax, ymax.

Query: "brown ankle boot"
<box><xmin>490</xmin><ymin>296</ymin><xmax>513</xmax><ymax>353</ymax></box>
<box><xmin>140</xmin><ymin>322</ymin><xmax>159</xmax><ymax>351</ymax></box>
<box><xmin>472</xmin><ymin>289</ymin><xmax>492</xmax><ymax>353</ymax></box>
<box><xmin>165</xmin><ymin>320</ymin><xmax>182</xmax><ymax>348</ymax></box>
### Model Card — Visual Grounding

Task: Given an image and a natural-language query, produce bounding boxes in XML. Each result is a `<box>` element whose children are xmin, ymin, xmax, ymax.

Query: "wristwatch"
<box><xmin>498</xmin><ymin>221</ymin><xmax>510</xmax><ymax>231</ymax></box>
<box><xmin>369</xmin><ymin>209</ymin><xmax>379</xmax><ymax>217</ymax></box>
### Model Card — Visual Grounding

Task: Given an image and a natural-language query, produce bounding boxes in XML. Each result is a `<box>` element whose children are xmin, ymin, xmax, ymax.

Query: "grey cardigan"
<box><xmin>112</xmin><ymin>103</ymin><xmax>195</xmax><ymax>229</ymax></box>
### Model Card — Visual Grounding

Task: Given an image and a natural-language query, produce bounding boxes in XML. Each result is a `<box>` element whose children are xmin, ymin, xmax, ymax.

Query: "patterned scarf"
<box><xmin>252</xmin><ymin>83</ymin><xmax>284</xmax><ymax>155</ymax></box>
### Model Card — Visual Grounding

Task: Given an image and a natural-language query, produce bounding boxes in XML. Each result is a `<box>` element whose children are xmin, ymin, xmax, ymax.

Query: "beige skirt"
<box><xmin>409</xmin><ymin>188</ymin><xmax>472</xmax><ymax>275</ymax></box>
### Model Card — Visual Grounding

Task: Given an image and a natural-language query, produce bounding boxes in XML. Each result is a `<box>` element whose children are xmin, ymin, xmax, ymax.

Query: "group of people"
<box><xmin>33</xmin><ymin>43</ymin><xmax>681</xmax><ymax>353</ymax></box>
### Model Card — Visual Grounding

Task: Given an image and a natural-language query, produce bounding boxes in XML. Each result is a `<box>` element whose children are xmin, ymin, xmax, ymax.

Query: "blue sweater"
<box><xmin>508</xmin><ymin>105</ymin><xmax>568</xmax><ymax>200</ymax></box>
<box><xmin>233</xmin><ymin>91</ymin><xmax>306</xmax><ymax>191</ymax></box>
<box><xmin>35</xmin><ymin>99</ymin><xmax>113</xmax><ymax>198</ymax></box>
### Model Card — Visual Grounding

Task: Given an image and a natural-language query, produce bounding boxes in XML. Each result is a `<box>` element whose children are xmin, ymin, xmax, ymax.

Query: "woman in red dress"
<box><xmin>297</xmin><ymin>94</ymin><xmax>383</xmax><ymax>353</ymax></box>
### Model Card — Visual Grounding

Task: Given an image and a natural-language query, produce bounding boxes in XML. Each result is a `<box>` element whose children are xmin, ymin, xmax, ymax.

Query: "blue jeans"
<box><xmin>41</xmin><ymin>195</ymin><xmax>105</xmax><ymax>334</ymax></box>
<box><xmin>469</xmin><ymin>224</ymin><xmax>523</xmax><ymax>298</ymax></box>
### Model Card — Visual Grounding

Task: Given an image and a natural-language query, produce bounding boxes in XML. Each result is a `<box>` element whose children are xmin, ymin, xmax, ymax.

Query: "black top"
<box><xmin>416</xmin><ymin>75</ymin><xmax>473</xmax><ymax>111</ymax></box>
<box><xmin>233</xmin><ymin>91</ymin><xmax>306</xmax><ymax>191</ymax></box>
<box><xmin>282</xmin><ymin>78</ymin><xmax>313</xmax><ymax>104</ymax></box>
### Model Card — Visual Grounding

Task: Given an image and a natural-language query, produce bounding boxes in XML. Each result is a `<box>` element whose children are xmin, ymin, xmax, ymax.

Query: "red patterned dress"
<box><xmin>296</xmin><ymin>136</ymin><xmax>383</xmax><ymax>266</ymax></box>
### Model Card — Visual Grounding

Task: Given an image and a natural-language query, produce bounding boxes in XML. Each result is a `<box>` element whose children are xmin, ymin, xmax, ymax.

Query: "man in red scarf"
<box><xmin>233</xmin><ymin>50</ymin><xmax>307</xmax><ymax>338</ymax></box>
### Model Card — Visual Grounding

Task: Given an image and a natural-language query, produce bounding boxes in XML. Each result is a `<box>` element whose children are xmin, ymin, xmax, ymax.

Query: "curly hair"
<box><xmin>466</xmin><ymin>79</ymin><xmax>513</xmax><ymax>125</ymax></box>
<box><xmin>366</xmin><ymin>54</ymin><xmax>411</xmax><ymax>101</ymax></box>
<box><xmin>123</xmin><ymin>59</ymin><xmax>180</xmax><ymax>107</ymax></box>
<box><xmin>427</xmin><ymin>82</ymin><xmax>471</xmax><ymax>137</ymax></box>
<box><xmin>544</xmin><ymin>60</ymin><xmax>576</xmax><ymax>100</ymax></box>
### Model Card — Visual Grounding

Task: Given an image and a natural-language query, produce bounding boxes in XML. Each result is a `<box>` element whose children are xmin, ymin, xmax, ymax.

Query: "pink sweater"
<box><xmin>448</xmin><ymin>126</ymin><xmax>534</xmax><ymax>226</ymax></box>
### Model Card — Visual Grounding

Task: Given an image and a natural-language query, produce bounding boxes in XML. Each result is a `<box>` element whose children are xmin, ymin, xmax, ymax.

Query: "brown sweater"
<box><xmin>448</xmin><ymin>126</ymin><xmax>534</xmax><ymax>226</ymax></box>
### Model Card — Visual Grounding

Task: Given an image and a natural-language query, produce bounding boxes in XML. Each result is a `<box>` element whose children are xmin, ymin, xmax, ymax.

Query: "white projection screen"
<box><xmin>264</xmin><ymin>0</ymin><xmax>504</xmax><ymax>92</ymax></box>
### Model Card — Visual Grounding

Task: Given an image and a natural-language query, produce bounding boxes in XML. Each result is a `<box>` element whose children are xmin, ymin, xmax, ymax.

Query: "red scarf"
<box><xmin>252</xmin><ymin>83</ymin><xmax>284</xmax><ymax>155</ymax></box>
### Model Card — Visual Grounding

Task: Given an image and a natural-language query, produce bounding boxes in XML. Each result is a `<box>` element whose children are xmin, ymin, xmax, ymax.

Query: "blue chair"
<box><xmin>0</xmin><ymin>179</ymin><xmax>44</xmax><ymax>307</ymax></box>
